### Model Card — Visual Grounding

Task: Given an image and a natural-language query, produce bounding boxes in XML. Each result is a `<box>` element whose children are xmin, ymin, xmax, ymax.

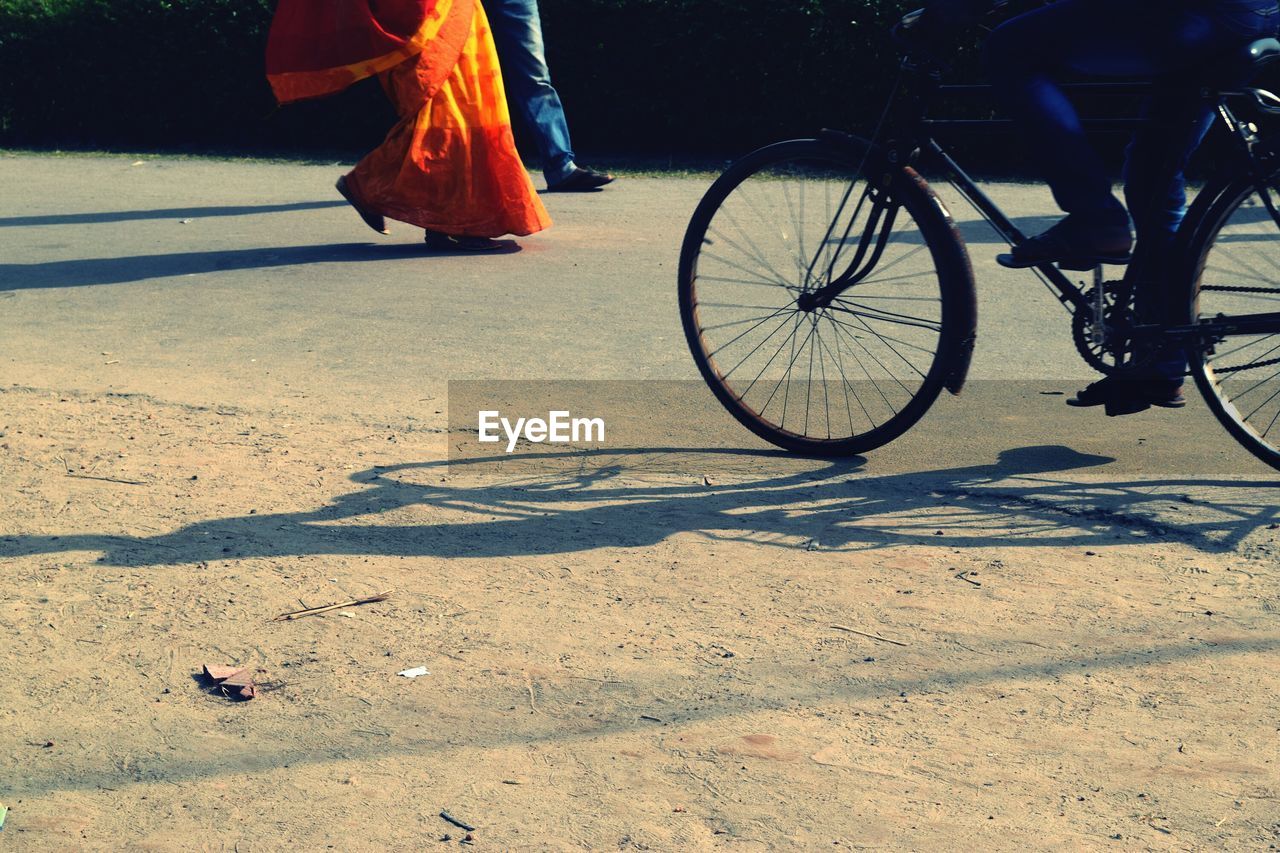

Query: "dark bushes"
<box><xmin>0</xmin><ymin>0</ymin><xmax>915</xmax><ymax>156</ymax></box>
<box><xmin>4</xmin><ymin>0</ymin><xmax>1251</xmax><ymax>174</ymax></box>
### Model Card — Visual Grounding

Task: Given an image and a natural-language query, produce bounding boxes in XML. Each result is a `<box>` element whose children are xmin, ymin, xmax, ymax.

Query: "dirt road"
<box><xmin>1</xmin><ymin>154</ymin><xmax>1277</xmax><ymax>849</ymax></box>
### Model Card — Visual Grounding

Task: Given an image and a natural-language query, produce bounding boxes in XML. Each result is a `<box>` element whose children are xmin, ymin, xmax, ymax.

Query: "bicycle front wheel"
<box><xmin>1185</xmin><ymin>173</ymin><xmax>1280</xmax><ymax>471</ymax></box>
<box><xmin>678</xmin><ymin>139</ymin><xmax>975</xmax><ymax>456</ymax></box>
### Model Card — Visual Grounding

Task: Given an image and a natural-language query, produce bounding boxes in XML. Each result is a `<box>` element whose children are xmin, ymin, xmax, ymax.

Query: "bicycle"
<box><xmin>677</xmin><ymin>9</ymin><xmax>1280</xmax><ymax>471</ymax></box>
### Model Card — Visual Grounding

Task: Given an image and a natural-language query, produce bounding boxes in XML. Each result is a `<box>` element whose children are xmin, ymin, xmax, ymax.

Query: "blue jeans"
<box><xmin>987</xmin><ymin>0</ymin><xmax>1278</xmax><ymax>373</ymax></box>
<box><xmin>486</xmin><ymin>0</ymin><xmax>577</xmax><ymax>185</ymax></box>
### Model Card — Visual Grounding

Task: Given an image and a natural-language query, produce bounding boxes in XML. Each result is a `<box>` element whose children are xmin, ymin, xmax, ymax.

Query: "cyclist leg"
<box><xmin>1122</xmin><ymin>87</ymin><xmax>1217</xmax><ymax>384</ymax></box>
<box><xmin>986</xmin><ymin>0</ymin><xmax>1134</xmax><ymax>263</ymax></box>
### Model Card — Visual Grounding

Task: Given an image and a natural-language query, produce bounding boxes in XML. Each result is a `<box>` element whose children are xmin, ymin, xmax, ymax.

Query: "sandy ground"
<box><xmin>1</xmin><ymin>155</ymin><xmax>1279</xmax><ymax>849</ymax></box>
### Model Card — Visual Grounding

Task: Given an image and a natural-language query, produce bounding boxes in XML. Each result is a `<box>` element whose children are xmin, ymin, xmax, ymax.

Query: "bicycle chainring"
<box><xmin>1071</xmin><ymin>280</ymin><xmax>1144</xmax><ymax>375</ymax></box>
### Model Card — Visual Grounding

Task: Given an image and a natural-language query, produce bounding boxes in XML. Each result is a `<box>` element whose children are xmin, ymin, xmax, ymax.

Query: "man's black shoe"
<box><xmin>1067</xmin><ymin>375</ymin><xmax>1186</xmax><ymax>417</ymax></box>
<box><xmin>997</xmin><ymin>216</ymin><xmax>1133</xmax><ymax>270</ymax></box>
<box><xmin>547</xmin><ymin>167</ymin><xmax>615</xmax><ymax>192</ymax></box>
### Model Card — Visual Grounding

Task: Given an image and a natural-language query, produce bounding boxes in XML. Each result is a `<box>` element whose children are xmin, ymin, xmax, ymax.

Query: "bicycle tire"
<box><xmin>678</xmin><ymin>138</ymin><xmax>976</xmax><ymax>456</ymax></box>
<box><xmin>1182</xmin><ymin>171</ymin><xmax>1280</xmax><ymax>472</ymax></box>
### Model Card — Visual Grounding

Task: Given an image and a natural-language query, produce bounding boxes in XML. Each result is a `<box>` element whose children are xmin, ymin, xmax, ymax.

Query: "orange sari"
<box><xmin>266</xmin><ymin>0</ymin><xmax>549</xmax><ymax>238</ymax></box>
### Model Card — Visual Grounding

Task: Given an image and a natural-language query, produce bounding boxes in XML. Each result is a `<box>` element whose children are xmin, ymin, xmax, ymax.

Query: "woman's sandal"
<box><xmin>335</xmin><ymin>175</ymin><xmax>388</xmax><ymax>235</ymax></box>
<box><xmin>423</xmin><ymin>230</ymin><xmax>507</xmax><ymax>252</ymax></box>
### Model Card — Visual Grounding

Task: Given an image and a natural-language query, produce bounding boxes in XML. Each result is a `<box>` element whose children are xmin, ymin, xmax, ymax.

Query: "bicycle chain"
<box><xmin>1214</xmin><ymin>355</ymin><xmax>1280</xmax><ymax>374</ymax></box>
<box><xmin>1200</xmin><ymin>283</ymin><xmax>1280</xmax><ymax>372</ymax></box>
<box><xmin>1201</xmin><ymin>285</ymin><xmax>1280</xmax><ymax>294</ymax></box>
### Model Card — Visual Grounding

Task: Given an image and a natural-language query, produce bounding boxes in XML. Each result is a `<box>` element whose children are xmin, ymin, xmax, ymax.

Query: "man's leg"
<box><xmin>485</xmin><ymin>0</ymin><xmax>576</xmax><ymax>184</ymax></box>
<box><xmin>1122</xmin><ymin>89</ymin><xmax>1218</xmax><ymax>381</ymax></box>
<box><xmin>986</xmin><ymin>0</ymin><xmax>1132</xmax><ymax>229</ymax></box>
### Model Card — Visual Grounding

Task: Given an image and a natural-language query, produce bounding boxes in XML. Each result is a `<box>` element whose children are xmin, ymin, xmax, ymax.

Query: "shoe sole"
<box><xmin>1068</xmin><ymin>396</ymin><xmax>1186</xmax><ymax>413</ymax></box>
<box><xmin>546</xmin><ymin>176</ymin><xmax>615</xmax><ymax>192</ymax></box>
<box><xmin>996</xmin><ymin>253</ymin><xmax>1132</xmax><ymax>270</ymax></box>
<box><xmin>423</xmin><ymin>233</ymin><xmax>512</xmax><ymax>253</ymax></box>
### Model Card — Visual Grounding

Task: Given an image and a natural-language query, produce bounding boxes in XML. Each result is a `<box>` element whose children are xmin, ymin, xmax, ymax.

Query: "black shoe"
<box><xmin>546</xmin><ymin>167</ymin><xmax>615</xmax><ymax>192</ymax></box>
<box><xmin>997</xmin><ymin>215</ymin><xmax>1132</xmax><ymax>270</ymax></box>
<box><xmin>336</xmin><ymin>175</ymin><xmax>388</xmax><ymax>235</ymax></box>
<box><xmin>1066</xmin><ymin>375</ymin><xmax>1186</xmax><ymax>416</ymax></box>
<box><xmin>423</xmin><ymin>230</ymin><xmax>508</xmax><ymax>252</ymax></box>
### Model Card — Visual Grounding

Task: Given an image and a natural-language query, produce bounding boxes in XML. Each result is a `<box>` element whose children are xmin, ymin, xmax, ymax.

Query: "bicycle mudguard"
<box><xmin>902</xmin><ymin>167</ymin><xmax>978</xmax><ymax>395</ymax></box>
<box><xmin>817</xmin><ymin>128</ymin><xmax>879</xmax><ymax>155</ymax></box>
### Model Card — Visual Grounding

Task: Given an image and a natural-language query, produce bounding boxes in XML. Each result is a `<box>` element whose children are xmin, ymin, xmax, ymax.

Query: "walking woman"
<box><xmin>266</xmin><ymin>0</ymin><xmax>551</xmax><ymax>250</ymax></box>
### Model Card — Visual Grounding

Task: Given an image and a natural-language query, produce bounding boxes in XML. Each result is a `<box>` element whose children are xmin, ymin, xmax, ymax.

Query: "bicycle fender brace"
<box><xmin>819</xmin><ymin>129</ymin><xmax>979</xmax><ymax>396</ymax></box>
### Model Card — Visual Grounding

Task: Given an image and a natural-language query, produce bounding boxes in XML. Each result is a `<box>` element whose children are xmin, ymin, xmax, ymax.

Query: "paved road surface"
<box><xmin>1</xmin><ymin>154</ymin><xmax>1275</xmax><ymax>480</ymax></box>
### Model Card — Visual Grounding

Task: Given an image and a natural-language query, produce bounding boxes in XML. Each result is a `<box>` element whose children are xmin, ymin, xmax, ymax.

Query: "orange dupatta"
<box><xmin>265</xmin><ymin>0</ymin><xmax>473</xmax><ymax>104</ymax></box>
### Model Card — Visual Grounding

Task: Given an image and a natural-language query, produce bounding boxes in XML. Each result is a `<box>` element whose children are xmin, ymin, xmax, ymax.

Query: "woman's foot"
<box><xmin>335</xmin><ymin>175</ymin><xmax>388</xmax><ymax>235</ymax></box>
<box><xmin>423</xmin><ymin>230</ymin><xmax>508</xmax><ymax>252</ymax></box>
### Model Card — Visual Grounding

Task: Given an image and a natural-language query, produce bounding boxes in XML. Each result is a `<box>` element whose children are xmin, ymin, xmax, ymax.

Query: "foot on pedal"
<box><xmin>996</xmin><ymin>215</ymin><xmax>1132</xmax><ymax>270</ymax></box>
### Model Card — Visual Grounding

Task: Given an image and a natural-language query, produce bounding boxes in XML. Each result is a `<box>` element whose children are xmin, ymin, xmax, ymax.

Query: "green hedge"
<box><xmin>4</xmin><ymin>0</ymin><xmax>1249</xmax><ymax>171</ymax></box>
<box><xmin>0</xmin><ymin>0</ymin><xmax>922</xmax><ymax>157</ymax></box>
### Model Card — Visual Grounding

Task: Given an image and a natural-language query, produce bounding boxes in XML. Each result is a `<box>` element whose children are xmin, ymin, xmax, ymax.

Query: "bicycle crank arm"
<box><xmin>1140</xmin><ymin>311</ymin><xmax>1280</xmax><ymax>342</ymax></box>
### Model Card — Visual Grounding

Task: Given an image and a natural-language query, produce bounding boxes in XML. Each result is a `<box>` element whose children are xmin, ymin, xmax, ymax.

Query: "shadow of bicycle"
<box><xmin>4</xmin><ymin>444</ymin><xmax>1277</xmax><ymax>567</ymax></box>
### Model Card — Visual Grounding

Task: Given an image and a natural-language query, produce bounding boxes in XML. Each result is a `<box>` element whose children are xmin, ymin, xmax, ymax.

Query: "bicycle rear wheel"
<box><xmin>678</xmin><ymin>139</ymin><xmax>975</xmax><ymax>456</ymax></box>
<box><xmin>1184</xmin><ymin>173</ymin><xmax>1280</xmax><ymax>471</ymax></box>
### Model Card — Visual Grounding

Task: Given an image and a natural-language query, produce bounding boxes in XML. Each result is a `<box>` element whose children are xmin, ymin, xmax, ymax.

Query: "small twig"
<box><xmin>955</xmin><ymin>570</ymin><xmax>982</xmax><ymax>587</ymax></box>
<box><xmin>440</xmin><ymin>810</ymin><xmax>476</xmax><ymax>832</ymax></box>
<box><xmin>65</xmin><ymin>472</ymin><xmax>146</xmax><ymax>486</ymax></box>
<box><xmin>829</xmin><ymin>625</ymin><xmax>907</xmax><ymax>647</ymax></box>
<box><xmin>273</xmin><ymin>591</ymin><xmax>392</xmax><ymax>621</ymax></box>
<box><xmin>523</xmin><ymin>671</ymin><xmax>539</xmax><ymax>714</ymax></box>
<box><xmin>640</xmin><ymin>714</ymin><xmax>663</xmax><ymax>723</ymax></box>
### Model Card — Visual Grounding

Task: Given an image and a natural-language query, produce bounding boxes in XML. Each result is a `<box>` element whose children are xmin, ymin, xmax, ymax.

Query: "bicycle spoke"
<box><xmin>826</xmin><ymin>309</ymin><xmax>900</xmax><ymax>413</ymax></box>
<box><xmin>824</xmin><ymin>308</ymin><xmax>922</xmax><ymax>389</ymax></box>
<box><xmin>700</xmin><ymin>312</ymin><xmax>793</xmax><ymax>333</ymax></box>
<box><xmin>821</xmin><ymin>311</ymin><xmax>936</xmax><ymax>356</ymax></box>
<box><xmin>709</xmin><ymin>305</ymin><xmax>797</xmax><ymax>366</ymax></box>
<box><xmin>1241</xmin><ymin>374</ymin><xmax>1280</xmax><ymax>423</ymax></box>
<box><xmin>733</xmin><ymin>311</ymin><xmax>805</xmax><ymax>395</ymax></box>
<box><xmin>737</xmin><ymin>182</ymin><xmax>810</xmax><ymax>284</ymax></box>
<box><xmin>761</xmin><ymin>317</ymin><xmax>820</xmax><ymax>418</ymax></box>
<box><xmin>815</xmin><ymin>316</ymin><xmax>865</xmax><ymax>432</ymax></box>
<box><xmin>1211</xmin><ymin>333</ymin><xmax>1280</xmax><ymax>364</ymax></box>
<box><xmin>706</xmin><ymin>223</ymin><xmax>792</xmax><ymax>288</ymax></box>
<box><xmin>827</xmin><ymin>298</ymin><xmax>942</xmax><ymax>334</ymax></box>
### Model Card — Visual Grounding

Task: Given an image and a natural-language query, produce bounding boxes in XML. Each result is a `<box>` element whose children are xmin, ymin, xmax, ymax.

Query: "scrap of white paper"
<box><xmin>397</xmin><ymin>666</ymin><xmax>430</xmax><ymax>678</ymax></box>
